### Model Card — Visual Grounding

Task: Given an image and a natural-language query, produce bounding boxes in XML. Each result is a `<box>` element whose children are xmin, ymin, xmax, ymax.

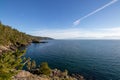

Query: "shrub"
<box><xmin>39</xmin><ymin>62</ymin><xmax>51</xmax><ymax>76</ymax></box>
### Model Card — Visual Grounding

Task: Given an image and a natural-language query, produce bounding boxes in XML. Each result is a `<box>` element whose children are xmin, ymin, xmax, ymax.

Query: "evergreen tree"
<box><xmin>26</xmin><ymin>60</ymin><xmax>36</xmax><ymax>71</ymax></box>
<box><xmin>26</xmin><ymin>60</ymin><xmax>31</xmax><ymax>71</ymax></box>
<box><xmin>31</xmin><ymin>60</ymin><xmax>36</xmax><ymax>69</ymax></box>
<box><xmin>0</xmin><ymin>50</ymin><xmax>25</xmax><ymax>80</ymax></box>
<box><xmin>39</xmin><ymin>62</ymin><xmax>51</xmax><ymax>76</ymax></box>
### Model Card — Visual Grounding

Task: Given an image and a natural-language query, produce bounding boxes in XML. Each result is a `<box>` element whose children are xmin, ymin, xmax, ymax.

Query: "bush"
<box><xmin>39</xmin><ymin>62</ymin><xmax>51</xmax><ymax>76</ymax></box>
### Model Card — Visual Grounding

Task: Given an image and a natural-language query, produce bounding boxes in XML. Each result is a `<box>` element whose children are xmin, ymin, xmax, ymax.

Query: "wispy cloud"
<box><xmin>30</xmin><ymin>27</ymin><xmax>120</xmax><ymax>39</ymax></box>
<box><xmin>73</xmin><ymin>0</ymin><xmax>118</xmax><ymax>26</ymax></box>
<box><xmin>30</xmin><ymin>28</ymin><xmax>82</xmax><ymax>39</ymax></box>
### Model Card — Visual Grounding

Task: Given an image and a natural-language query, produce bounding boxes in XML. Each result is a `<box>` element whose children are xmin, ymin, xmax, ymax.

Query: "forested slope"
<box><xmin>0</xmin><ymin>22</ymin><xmax>51</xmax><ymax>53</ymax></box>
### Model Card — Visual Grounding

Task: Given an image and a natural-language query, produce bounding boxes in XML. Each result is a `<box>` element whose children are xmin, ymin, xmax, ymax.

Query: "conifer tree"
<box><xmin>0</xmin><ymin>50</ymin><xmax>25</xmax><ymax>80</ymax></box>
<box><xmin>26</xmin><ymin>60</ymin><xmax>31</xmax><ymax>71</ymax></box>
<box><xmin>31</xmin><ymin>60</ymin><xmax>36</xmax><ymax>69</ymax></box>
<box><xmin>39</xmin><ymin>62</ymin><xmax>51</xmax><ymax>76</ymax></box>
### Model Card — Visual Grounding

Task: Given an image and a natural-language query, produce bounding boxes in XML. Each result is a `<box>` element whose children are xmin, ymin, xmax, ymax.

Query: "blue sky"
<box><xmin>0</xmin><ymin>0</ymin><xmax>120</xmax><ymax>39</ymax></box>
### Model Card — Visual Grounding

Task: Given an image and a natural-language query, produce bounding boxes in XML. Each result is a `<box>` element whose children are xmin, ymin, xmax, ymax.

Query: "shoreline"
<box><xmin>13</xmin><ymin>69</ymin><xmax>85</xmax><ymax>80</ymax></box>
<box><xmin>0</xmin><ymin>39</ymin><xmax>42</xmax><ymax>54</ymax></box>
<box><xmin>0</xmin><ymin>40</ymin><xmax>85</xmax><ymax>80</ymax></box>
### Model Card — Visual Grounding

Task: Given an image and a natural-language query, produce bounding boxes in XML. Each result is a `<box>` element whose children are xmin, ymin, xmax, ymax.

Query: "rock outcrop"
<box><xmin>0</xmin><ymin>45</ymin><xmax>10</xmax><ymax>54</ymax></box>
<box><xmin>13</xmin><ymin>70</ymin><xmax>49</xmax><ymax>80</ymax></box>
<box><xmin>13</xmin><ymin>70</ymin><xmax>85</xmax><ymax>80</ymax></box>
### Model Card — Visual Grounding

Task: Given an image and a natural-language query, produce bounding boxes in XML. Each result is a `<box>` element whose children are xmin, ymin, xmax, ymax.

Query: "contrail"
<box><xmin>73</xmin><ymin>0</ymin><xmax>118</xmax><ymax>26</ymax></box>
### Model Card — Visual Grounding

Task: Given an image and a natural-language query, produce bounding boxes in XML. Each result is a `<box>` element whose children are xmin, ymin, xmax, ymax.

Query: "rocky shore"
<box><xmin>13</xmin><ymin>70</ymin><xmax>85</xmax><ymax>80</ymax></box>
<box><xmin>0</xmin><ymin>39</ymin><xmax>49</xmax><ymax>54</ymax></box>
<box><xmin>13</xmin><ymin>70</ymin><xmax>49</xmax><ymax>80</ymax></box>
<box><xmin>0</xmin><ymin>44</ymin><xmax>25</xmax><ymax>54</ymax></box>
<box><xmin>0</xmin><ymin>40</ymin><xmax>39</xmax><ymax>54</ymax></box>
<box><xmin>0</xmin><ymin>41</ymin><xmax>85</xmax><ymax>80</ymax></box>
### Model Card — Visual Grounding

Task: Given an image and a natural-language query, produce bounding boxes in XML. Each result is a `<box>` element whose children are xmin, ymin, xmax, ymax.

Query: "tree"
<box><xmin>0</xmin><ymin>50</ymin><xmax>25</xmax><ymax>80</ymax></box>
<box><xmin>26</xmin><ymin>59</ymin><xmax>36</xmax><ymax>71</ymax></box>
<box><xmin>31</xmin><ymin>60</ymin><xmax>36</xmax><ymax>69</ymax></box>
<box><xmin>39</xmin><ymin>62</ymin><xmax>51</xmax><ymax>76</ymax></box>
<box><xmin>26</xmin><ymin>60</ymin><xmax>31</xmax><ymax>71</ymax></box>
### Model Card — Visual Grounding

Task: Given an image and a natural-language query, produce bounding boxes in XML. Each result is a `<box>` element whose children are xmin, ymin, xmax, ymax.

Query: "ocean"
<box><xmin>24</xmin><ymin>40</ymin><xmax>120</xmax><ymax>80</ymax></box>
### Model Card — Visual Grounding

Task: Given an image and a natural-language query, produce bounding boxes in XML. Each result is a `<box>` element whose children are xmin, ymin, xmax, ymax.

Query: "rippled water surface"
<box><xmin>25</xmin><ymin>40</ymin><xmax>120</xmax><ymax>80</ymax></box>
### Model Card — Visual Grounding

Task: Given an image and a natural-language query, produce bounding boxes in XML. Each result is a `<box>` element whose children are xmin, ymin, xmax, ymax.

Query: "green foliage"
<box><xmin>0</xmin><ymin>21</ymin><xmax>51</xmax><ymax>48</ymax></box>
<box><xmin>0</xmin><ymin>50</ymin><xmax>25</xmax><ymax>80</ymax></box>
<box><xmin>39</xmin><ymin>62</ymin><xmax>51</xmax><ymax>76</ymax></box>
<box><xmin>26</xmin><ymin>60</ymin><xmax>31</xmax><ymax>71</ymax></box>
<box><xmin>31</xmin><ymin>60</ymin><xmax>36</xmax><ymax>69</ymax></box>
<box><xmin>0</xmin><ymin>22</ymin><xmax>32</xmax><ymax>46</ymax></box>
<box><xmin>26</xmin><ymin>59</ymin><xmax>36</xmax><ymax>71</ymax></box>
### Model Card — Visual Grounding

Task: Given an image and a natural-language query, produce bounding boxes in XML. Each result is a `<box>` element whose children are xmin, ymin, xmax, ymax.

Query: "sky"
<box><xmin>0</xmin><ymin>0</ymin><xmax>120</xmax><ymax>39</ymax></box>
